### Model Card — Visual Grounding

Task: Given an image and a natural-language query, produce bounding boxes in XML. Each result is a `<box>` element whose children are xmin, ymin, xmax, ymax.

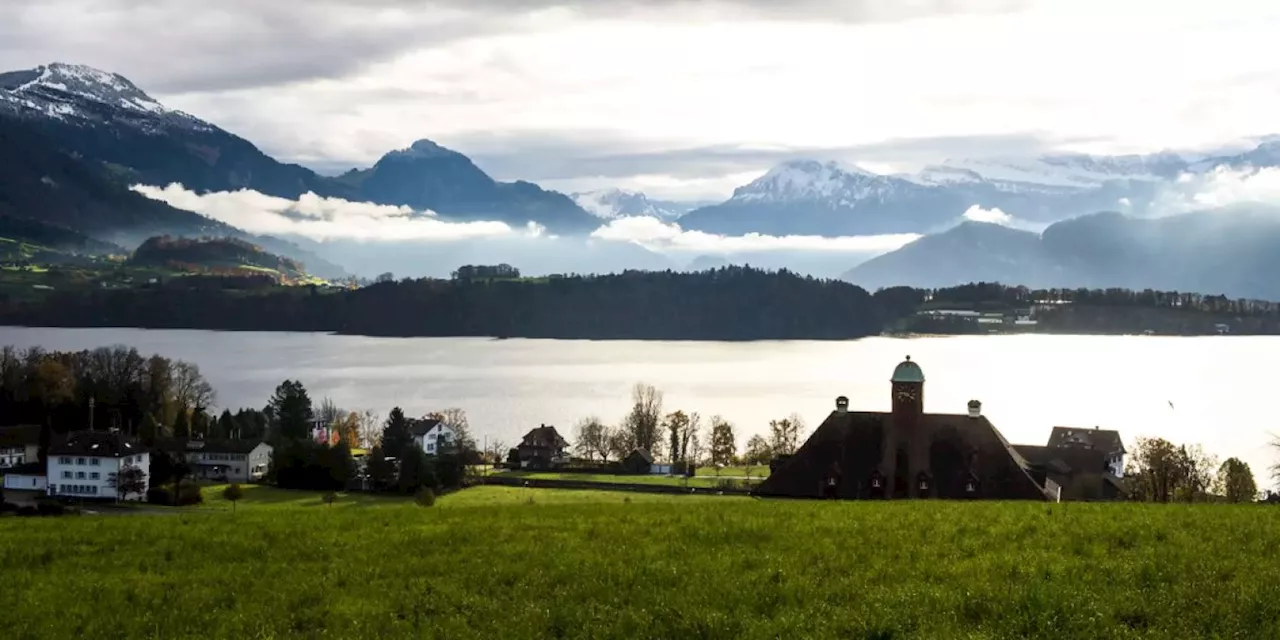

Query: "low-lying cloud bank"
<box><xmin>134</xmin><ymin>183</ymin><xmax>919</xmax><ymax>261</ymax></box>
<box><xmin>131</xmin><ymin>183</ymin><xmax>523</xmax><ymax>241</ymax></box>
<box><xmin>588</xmin><ymin>215</ymin><xmax>919</xmax><ymax>255</ymax></box>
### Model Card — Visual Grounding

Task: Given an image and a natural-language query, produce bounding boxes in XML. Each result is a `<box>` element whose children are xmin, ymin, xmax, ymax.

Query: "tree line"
<box><xmin>1125</xmin><ymin>436</ymin><xmax>1259</xmax><ymax>503</ymax></box>
<box><xmin>6</xmin><ymin>267</ymin><xmax>1279</xmax><ymax>339</ymax></box>
<box><xmin>566</xmin><ymin>382</ymin><xmax>807</xmax><ymax>471</ymax></box>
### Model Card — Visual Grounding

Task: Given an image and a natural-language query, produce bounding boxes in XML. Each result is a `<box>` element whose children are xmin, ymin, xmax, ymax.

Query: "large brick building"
<box><xmin>755</xmin><ymin>357</ymin><xmax>1070</xmax><ymax>501</ymax></box>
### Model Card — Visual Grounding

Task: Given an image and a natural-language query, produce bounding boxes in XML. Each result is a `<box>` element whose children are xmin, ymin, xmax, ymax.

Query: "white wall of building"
<box><xmin>2</xmin><ymin>473</ymin><xmax>46</xmax><ymax>492</ymax></box>
<box><xmin>47</xmin><ymin>452</ymin><xmax>150</xmax><ymax>501</ymax></box>
<box><xmin>415</xmin><ymin>424</ymin><xmax>456</xmax><ymax>456</ymax></box>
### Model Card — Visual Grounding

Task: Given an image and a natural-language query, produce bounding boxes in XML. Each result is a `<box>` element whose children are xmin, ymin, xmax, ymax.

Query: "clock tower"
<box><xmin>881</xmin><ymin>356</ymin><xmax>926</xmax><ymax>497</ymax></box>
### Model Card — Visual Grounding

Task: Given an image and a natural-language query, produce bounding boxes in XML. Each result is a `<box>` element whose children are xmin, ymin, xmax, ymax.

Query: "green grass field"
<box><xmin>501</xmin><ymin>470</ymin><xmax>761</xmax><ymax>487</ymax></box>
<box><xmin>4</xmin><ymin>486</ymin><xmax>1280</xmax><ymax>639</ymax></box>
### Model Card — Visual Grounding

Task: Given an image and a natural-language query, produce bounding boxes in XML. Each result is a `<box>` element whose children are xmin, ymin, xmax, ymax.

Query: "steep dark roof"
<box><xmin>628</xmin><ymin>448</ymin><xmax>654</xmax><ymax>464</ymax></box>
<box><xmin>755</xmin><ymin>411</ymin><xmax>1050</xmax><ymax>500</ymax></box>
<box><xmin>2</xmin><ymin>461</ymin><xmax>44</xmax><ymax>476</ymax></box>
<box><xmin>1015</xmin><ymin>444</ymin><xmax>1124</xmax><ymax>501</ymax></box>
<box><xmin>0</xmin><ymin>425</ymin><xmax>40</xmax><ymax>448</ymax></box>
<box><xmin>408</xmin><ymin>418</ymin><xmax>443</xmax><ymax>437</ymax></box>
<box><xmin>49</xmin><ymin>431</ymin><xmax>143</xmax><ymax>458</ymax></box>
<box><xmin>1048</xmin><ymin>426</ymin><xmax>1125</xmax><ymax>454</ymax></box>
<box><xmin>520</xmin><ymin>425</ymin><xmax>568</xmax><ymax>449</ymax></box>
<box><xmin>155</xmin><ymin>438</ymin><xmax>269</xmax><ymax>455</ymax></box>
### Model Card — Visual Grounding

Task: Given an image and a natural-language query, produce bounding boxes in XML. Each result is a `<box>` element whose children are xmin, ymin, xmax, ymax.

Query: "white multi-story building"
<box><xmin>46</xmin><ymin>431</ymin><xmax>150</xmax><ymax>501</ymax></box>
<box><xmin>410</xmin><ymin>419</ymin><xmax>456</xmax><ymax>456</ymax></box>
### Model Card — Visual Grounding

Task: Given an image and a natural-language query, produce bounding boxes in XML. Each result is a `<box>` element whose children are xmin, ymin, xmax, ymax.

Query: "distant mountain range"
<box><xmin>0</xmin><ymin>62</ymin><xmax>599</xmax><ymax>236</ymax></box>
<box><xmin>842</xmin><ymin>207</ymin><xmax>1280</xmax><ymax>300</ymax></box>
<box><xmin>7</xmin><ymin>61</ymin><xmax>1280</xmax><ymax>294</ymax></box>
<box><xmin>679</xmin><ymin>146</ymin><xmax>1280</xmax><ymax>236</ymax></box>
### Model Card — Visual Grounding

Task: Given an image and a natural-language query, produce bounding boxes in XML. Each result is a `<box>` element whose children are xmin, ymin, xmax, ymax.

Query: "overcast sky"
<box><xmin>5</xmin><ymin>0</ymin><xmax>1280</xmax><ymax>199</ymax></box>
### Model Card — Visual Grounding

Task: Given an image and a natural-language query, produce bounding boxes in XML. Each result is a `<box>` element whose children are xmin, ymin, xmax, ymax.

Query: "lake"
<box><xmin>0</xmin><ymin>327</ymin><xmax>1272</xmax><ymax>483</ymax></box>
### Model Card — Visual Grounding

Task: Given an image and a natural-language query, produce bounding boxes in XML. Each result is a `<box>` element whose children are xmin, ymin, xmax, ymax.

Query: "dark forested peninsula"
<box><xmin>3</xmin><ymin>268</ymin><xmax>1280</xmax><ymax>340</ymax></box>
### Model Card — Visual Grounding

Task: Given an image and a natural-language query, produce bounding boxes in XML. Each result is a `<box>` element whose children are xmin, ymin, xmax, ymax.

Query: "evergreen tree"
<box><xmin>216</xmin><ymin>409</ymin><xmax>237</xmax><ymax>439</ymax></box>
<box><xmin>365</xmin><ymin>445</ymin><xmax>395</xmax><ymax>492</ymax></box>
<box><xmin>190</xmin><ymin>407</ymin><xmax>211</xmax><ymax>438</ymax></box>
<box><xmin>173</xmin><ymin>409</ymin><xmax>191</xmax><ymax>438</ymax></box>
<box><xmin>327</xmin><ymin>441</ymin><xmax>356</xmax><ymax>490</ymax></box>
<box><xmin>396</xmin><ymin>447</ymin><xmax>434</xmax><ymax>494</ymax></box>
<box><xmin>381</xmin><ymin>407</ymin><xmax>413</xmax><ymax>460</ymax></box>
<box><xmin>139</xmin><ymin>412</ymin><xmax>163</xmax><ymax>445</ymax></box>
<box><xmin>267</xmin><ymin>380</ymin><xmax>314</xmax><ymax>442</ymax></box>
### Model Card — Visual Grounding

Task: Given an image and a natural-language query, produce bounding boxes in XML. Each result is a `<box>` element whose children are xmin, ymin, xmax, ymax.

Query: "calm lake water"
<box><xmin>0</xmin><ymin>327</ymin><xmax>1272</xmax><ymax>482</ymax></box>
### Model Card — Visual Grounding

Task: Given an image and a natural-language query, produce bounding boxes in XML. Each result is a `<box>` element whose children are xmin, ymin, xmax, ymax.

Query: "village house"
<box><xmin>0</xmin><ymin>424</ymin><xmax>40</xmax><ymax>469</ymax></box>
<box><xmin>756</xmin><ymin>357</ymin><xmax>1084</xmax><ymax>501</ymax></box>
<box><xmin>47</xmin><ymin>430</ymin><xmax>150</xmax><ymax>501</ymax></box>
<box><xmin>1</xmin><ymin>462</ymin><xmax>47</xmax><ymax>507</ymax></box>
<box><xmin>409</xmin><ymin>418</ymin><xmax>456</xmax><ymax>456</ymax></box>
<box><xmin>156</xmin><ymin>438</ymin><xmax>272</xmax><ymax>483</ymax></box>
<box><xmin>621</xmin><ymin>448</ymin><xmax>674</xmax><ymax>475</ymax></box>
<box><xmin>512</xmin><ymin>424</ymin><xmax>570</xmax><ymax>470</ymax></box>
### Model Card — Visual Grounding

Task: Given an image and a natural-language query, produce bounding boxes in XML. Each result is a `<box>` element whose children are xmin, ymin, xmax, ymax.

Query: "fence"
<box><xmin>480</xmin><ymin>474</ymin><xmax>754</xmax><ymax>496</ymax></box>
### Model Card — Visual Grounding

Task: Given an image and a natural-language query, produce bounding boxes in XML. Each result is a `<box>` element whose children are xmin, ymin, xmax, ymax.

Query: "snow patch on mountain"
<box><xmin>571</xmin><ymin>188</ymin><xmax>685</xmax><ymax>220</ymax></box>
<box><xmin>0</xmin><ymin>62</ymin><xmax>209</xmax><ymax>130</ymax></box>
<box><xmin>730</xmin><ymin>159</ymin><xmax>915</xmax><ymax>205</ymax></box>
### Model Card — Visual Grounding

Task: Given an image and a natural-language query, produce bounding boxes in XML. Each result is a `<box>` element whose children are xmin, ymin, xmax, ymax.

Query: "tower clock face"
<box><xmin>896</xmin><ymin>389</ymin><xmax>916</xmax><ymax>402</ymax></box>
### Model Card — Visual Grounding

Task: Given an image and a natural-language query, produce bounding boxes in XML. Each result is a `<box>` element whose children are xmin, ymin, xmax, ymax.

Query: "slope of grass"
<box><xmin>3</xmin><ymin>488</ymin><xmax>1280</xmax><ymax>639</ymax></box>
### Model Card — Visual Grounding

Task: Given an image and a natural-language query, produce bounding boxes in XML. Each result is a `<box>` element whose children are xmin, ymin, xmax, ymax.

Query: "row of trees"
<box><xmin>0</xmin><ymin>345</ymin><xmax>219</xmax><ymax>455</ymax></box>
<box><xmin>930</xmin><ymin>282</ymin><xmax>1280</xmax><ymax>317</ymax></box>
<box><xmin>569</xmin><ymin>383</ymin><xmax>808</xmax><ymax>469</ymax></box>
<box><xmin>1126</xmin><ymin>436</ymin><xmax>1258</xmax><ymax>503</ymax></box>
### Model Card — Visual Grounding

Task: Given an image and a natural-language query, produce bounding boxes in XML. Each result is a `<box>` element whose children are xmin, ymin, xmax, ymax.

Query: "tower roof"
<box><xmin>891</xmin><ymin>355</ymin><xmax>925</xmax><ymax>383</ymax></box>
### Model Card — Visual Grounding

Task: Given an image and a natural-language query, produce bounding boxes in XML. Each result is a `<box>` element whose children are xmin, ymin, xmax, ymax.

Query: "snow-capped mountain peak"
<box><xmin>731</xmin><ymin>158</ymin><xmax>908</xmax><ymax>204</ymax></box>
<box><xmin>0</xmin><ymin>62</ymin><xmax>207</xmax><ymax>129</ymax></box>
<box><xmin>571</xmin><ymin>188</ymin><xmax>685</xmax><ymax>220</ymax></box>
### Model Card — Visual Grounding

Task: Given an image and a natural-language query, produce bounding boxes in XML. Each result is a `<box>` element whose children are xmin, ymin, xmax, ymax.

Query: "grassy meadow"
<box><xmin>4</xmin><ymin>486</ymin><xmax>1280</xmax><ymax>639</ymax></box>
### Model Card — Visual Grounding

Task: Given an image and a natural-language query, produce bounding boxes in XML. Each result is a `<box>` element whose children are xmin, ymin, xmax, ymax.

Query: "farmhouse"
<box><xmin>755</xmin><ymin>357</ymin><xmax>1058</xmax><ymax>501</ymax></box>
<box><xmin>512</xmin><ymin>424</ymin><xmax>570</xmax><ymax>470</ymax></box>
<box><xmin>157</xmin><ymin>438</ymin><xmax>272</xmax><ymax>483</ymax></box>
<box><xmin>621</xmin><ymin>448</ymin><xmax>674</xmax><ymax>475</ymax></box>
<box><xmin>47</xmin><ymin>430</ymin><xmax>150</xmax><ymax>501</ymax></box>
<box><xmin>409</xmin><ymin>419</ymin><xmax>455</xmax><ymax>456</ymax></box>
<box><xmin>0</xmin><ymin>424</ymin><xmax>40</xmax><ymax>469</ymax></box>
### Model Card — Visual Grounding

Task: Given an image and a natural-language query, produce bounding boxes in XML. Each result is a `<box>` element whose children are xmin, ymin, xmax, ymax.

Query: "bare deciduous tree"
<box><xmin>573</xmin><ymin>416</ymin><xmax>613</xmax><ymax>463</ymax></box>
<box><xmin>623</xmin><ymin>383</ymin><xmax>663</xmax><ymax>454</ymax></box>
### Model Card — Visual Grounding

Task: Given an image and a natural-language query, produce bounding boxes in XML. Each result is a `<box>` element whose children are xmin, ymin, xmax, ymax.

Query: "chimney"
<box><xmin>967</xmin><ymin>400</ymin><xmax>982</xmax><ymax>418</ymax></box>
<box><xmin>835</xmin><ymin>396</ymin><xmax>849</xmax><ymax>414</ymax></box>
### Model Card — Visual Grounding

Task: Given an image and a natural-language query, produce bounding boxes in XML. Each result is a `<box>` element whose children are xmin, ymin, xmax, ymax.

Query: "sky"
<box><xmin>5</xmin><ymin>0</ymin><xmax>1280</xmax><ymax>200</ymax></box>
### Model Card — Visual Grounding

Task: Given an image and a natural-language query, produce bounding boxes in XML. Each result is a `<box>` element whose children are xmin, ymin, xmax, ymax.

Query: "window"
<box><xmin>62</xmin><ymin>471</ymin><xmax>72</xmax><ymax>479</ymax></box>
<box><xmin>90</xmin><ymin>472</ymin><xmax>100</xmax><ymax>480</ymax></box>
<box><xmin>59</xmin><ymin>457</ymin><xmax>71</xmax><ymax>465</ymax></box>
<box><xmin>76</xmin><ymin>472</ymin><xmax>86</xmax><ymax>479</ymax></box>
<box><xmin>76</xmin><ymin>457</ymin><xmax>86</xmax><ymax>465</ymax></box>
<box><xmin>90</xmin><ymin>458</ymin><xmax>100</xmax><ymax>466</ymax></box>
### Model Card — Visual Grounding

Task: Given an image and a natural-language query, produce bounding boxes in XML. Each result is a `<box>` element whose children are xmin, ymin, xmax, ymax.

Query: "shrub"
<box><xmin>222</xmin><ymin>484</ymin><xmax>244</xmax><ymax>503</ymax></box>
<box><xmin>35</xmin><ymin>501</ymin><xmax>66</xmax><ymax>516</ymax></box>
<box><xmin>414</xmin><ymin>487</ymin><xmax>436</xmax><ymax>507</ymax></box>
<box><xmin>150</xmin><ymin>485</ymin><xmax>204</xmax><ymax>506</ymax></box>
<box><xmin>17</xmin><ymin>505</ymin><xmax>37</xmax><ymax>517</ymax></box>
<box><xmin>146</xmin><ymin>487</ymin><xmax>173</xmax><ymax>505</ymax></box>
<box><xmin>322</xmin><ymin>491</ymin><xmax>338</xmax><ymax>506</ymax></box>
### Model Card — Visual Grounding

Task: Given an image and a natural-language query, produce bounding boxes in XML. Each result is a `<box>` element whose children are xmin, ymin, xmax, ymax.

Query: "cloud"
<box><xmin>130</xmin><ymin>183</ymin><xmax>516</xmax><ymax>242</ymax></box>
<box><xmin>1157</xmin><ymin>166</ymin><xmax>1280</xmax><ymax>213</ymax></box>
<box><xmin>958</xmin><ymin>205</ymin><xmax>1048</xmax><ymax>232</ymax></box>
<box><xmin>0</xmin><ymin>0</ymin><xmax>1020</xmax><ymax>93</ymax></box>
<box><xmin>961</xmin><ymin>205</ymin><xmax>1015</xmax><ymax>225</ymax></box>
<box><xmin>589</xmin><ymin>216</ymin><xmax>919</xmax><ymax>254</ymax></box>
